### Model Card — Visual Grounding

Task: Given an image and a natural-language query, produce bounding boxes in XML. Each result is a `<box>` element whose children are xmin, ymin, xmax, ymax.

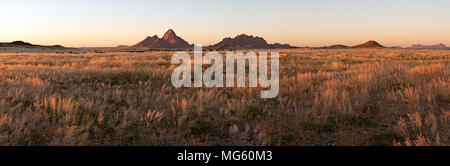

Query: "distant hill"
<box><xmin>407</xmin><ymin>43</ymin><xmax>449</xmax><ymax>50</ymax></box>
<box><xmin>320</xmin><ymin>44</ymin><xmax>349</xmax><ymax>49</ymax></box>
<box><xmin>133</xmin><ymin>29</ymin><xmax>191</xmax><ymax>48</ymax></box>
<box><xmin>0</xmin><ymin>41</ymin><xmax>67</xmax><ymax>49</ymax></box>
<box><xmin>117</xmin><ymin>45</ymin><xmax>130</xmax><ymax>48</ymax></box>
<box><xmin>351</xmin><ymin>40</ymin><xmax>384</xmax><ymax>48</ymax></box>
<box><xmin>208</xmin><ymin>34</ymin><xmax>295</xmax><ymax>49</ymax></box>
<box><xmin>269</xmin><ymin>43</ymin><xmax>296</xmax><ymax>49</ymax></box>
<box><xmin>317</xmin><ymin>41</ymin><xmax>384</xmax><ymax>49</ymax></box>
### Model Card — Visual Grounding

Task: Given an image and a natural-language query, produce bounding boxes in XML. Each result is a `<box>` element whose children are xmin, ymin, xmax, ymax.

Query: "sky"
<box><xmin>1</xmin><ymin>0</ymin><xmax>450</xmax><ymax>47</ymax></box>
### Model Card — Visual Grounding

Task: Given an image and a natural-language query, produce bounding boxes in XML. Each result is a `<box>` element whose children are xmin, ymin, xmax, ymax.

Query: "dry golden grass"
<box><xmin>0</xmin><ymin>48</ymin><xmax>448</xmax><ymax>146</ymax></box>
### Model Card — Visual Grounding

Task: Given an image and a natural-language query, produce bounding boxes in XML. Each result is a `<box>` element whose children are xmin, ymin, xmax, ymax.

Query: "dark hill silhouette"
<box><xmin>269</xmin><ymin>43</ymin><xmax>295</xmax><ymax>49</ymax></box>
<box><xmin>0</xmin><ymin>41</ymin><xmax>66</xmax><ymax>49</ymax></box>
<box><xmin>117</xmin><ymin>45</ymin><xmax>130</xmax><ymax>48</ymax></box>
<box><xmin>133</xmin><ymin>29</ymin><xmax>190</xmax><ymax>48</ymax></box>
<box><xmin>319</xmin><ymin>44</ymin><xmax>349</xmax><ymax>49</ymax></box>
<box><xmin>328</xmin><ymin>45</ymin><xmax>349</xmax><ymax>49</ymax></box>
<box><xmin>351</xmin><ymin>40</ymin><xmax>384</xmax><ymax>48</ymax></box>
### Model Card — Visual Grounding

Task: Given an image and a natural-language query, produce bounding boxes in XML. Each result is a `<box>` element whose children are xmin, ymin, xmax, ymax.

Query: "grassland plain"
<box><xmin>0</xmin><ymin>48</ymin><xmax>448</xmax><ymax>146</ymax></box>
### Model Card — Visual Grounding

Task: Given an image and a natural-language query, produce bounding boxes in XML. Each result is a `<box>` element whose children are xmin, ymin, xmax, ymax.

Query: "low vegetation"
<box><xmin>0</xmin><ymin>48</ymin><xmax>448</xmax><ymax>145</ymax></box>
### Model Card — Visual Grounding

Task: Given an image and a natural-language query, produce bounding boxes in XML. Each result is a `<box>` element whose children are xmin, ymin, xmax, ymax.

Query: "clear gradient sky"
<box><xmin>1</xmin><ymin>0</ymin><xmax>450</xmax><ymax>47</ymax></box>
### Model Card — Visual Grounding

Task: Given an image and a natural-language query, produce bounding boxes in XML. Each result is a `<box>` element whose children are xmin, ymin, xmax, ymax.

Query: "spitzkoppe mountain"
<box><xmin>133</xmin><ymin>29</ymin><xmax>191</xmax><ymax>48</ymax></box>
<box><xmin>208</xmin><ymin>34</ymin><xmax>295</xmax><ymax>49</ymax></box>
<box><xmin>407</xmin><ymin>43</ymin><xmax>449</xmax><ymax>50</ymax></box>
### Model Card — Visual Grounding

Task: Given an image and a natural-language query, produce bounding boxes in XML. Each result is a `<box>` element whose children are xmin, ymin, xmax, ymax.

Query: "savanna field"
<box><xmin>0</xmin><ymin>48</ymin><xmax>448</xmax><ymax>146</ymax></box>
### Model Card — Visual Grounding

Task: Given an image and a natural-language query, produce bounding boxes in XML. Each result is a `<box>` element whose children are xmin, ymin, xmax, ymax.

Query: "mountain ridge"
<box><xmin>208</xmin><ymin>33</ymin><xmax>295</xmax><ymax>49</ymax></box>
<box><xmin>407</xmin><ymin>43</ymin><xmax>449</xmax><ymax>50</ymax></box>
